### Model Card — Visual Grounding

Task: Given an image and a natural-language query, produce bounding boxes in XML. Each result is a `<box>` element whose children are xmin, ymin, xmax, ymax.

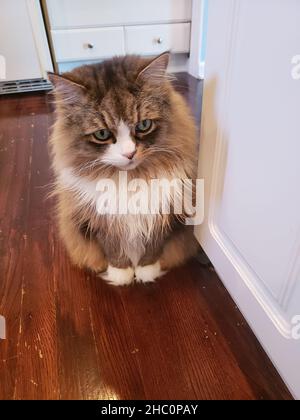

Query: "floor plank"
<box><xmin>0</xmin><ymin>75</ymin><xmax>292</xmax><ymax>400</ymax></box>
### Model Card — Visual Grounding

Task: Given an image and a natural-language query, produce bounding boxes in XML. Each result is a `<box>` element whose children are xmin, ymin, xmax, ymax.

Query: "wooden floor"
<box><xmin>0</xmin><ymin>74</ymin><xmax>292</xmax><ymax>400</ymax></box>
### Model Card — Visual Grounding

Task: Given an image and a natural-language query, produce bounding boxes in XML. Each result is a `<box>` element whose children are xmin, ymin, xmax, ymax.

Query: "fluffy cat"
<box><xmin>49</xmin><ymin>52</ymin><xmax>199</xmax><ymax>286</ymax></box>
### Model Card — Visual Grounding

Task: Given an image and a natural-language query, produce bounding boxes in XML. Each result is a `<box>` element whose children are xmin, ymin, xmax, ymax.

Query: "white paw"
<box><xmin>135</xmin><ymin>261</ymin><xmax>165</xmax><ymax>284</ymax></box>
<box><xmin>101</xmin><ymin>265</ymin><xmax>135</xmax><ymax>286</ymax></box>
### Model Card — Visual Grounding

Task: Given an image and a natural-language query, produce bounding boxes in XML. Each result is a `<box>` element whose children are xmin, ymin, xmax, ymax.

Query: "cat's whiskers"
<box><xmin>141</xmin><ymin>147</ymin><xmax>179</xmax><ymax>159</ymax></box>
<box><xmin>76</xmin><ymin>158</ymin><xmax>109</xmax><ymax>175</ymax></box>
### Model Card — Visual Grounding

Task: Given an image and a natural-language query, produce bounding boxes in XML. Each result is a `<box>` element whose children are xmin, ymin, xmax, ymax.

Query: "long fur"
<box><xmin>49</xmin><ymin>54</ymin><xmax>199</xmax><ymax>279</ymax></box>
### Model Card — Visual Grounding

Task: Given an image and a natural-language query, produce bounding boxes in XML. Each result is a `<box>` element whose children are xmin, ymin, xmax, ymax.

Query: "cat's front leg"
<box><xmin>58</xmin><ymin>200</ymin><xmax>107</xmax><ymax>273</ymax></box>
<box><xmin>135</xmin><ymin>245</ymin><xmax>166</xmax><ymax>284</ymax></box>
<box><xmin>135</xmin><ymin>261</ymin><xmax>166</xmax><ymax>284</ymax></box>
<box><xmin>101</xmin><ymin>265</ymin><xmax>135</xmax><ymax>287</ymax></box>
<box><xmin>98</xmin><ymin>248</ymin><xmax>135</xmax><ymax>287</ymax></box>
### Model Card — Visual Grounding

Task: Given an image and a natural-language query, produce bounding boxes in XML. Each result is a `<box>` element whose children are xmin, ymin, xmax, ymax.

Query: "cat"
<box><xmin>49</xmin><ymin>52</ymin><xmax>199</xmax><ymax>286</ymax></box>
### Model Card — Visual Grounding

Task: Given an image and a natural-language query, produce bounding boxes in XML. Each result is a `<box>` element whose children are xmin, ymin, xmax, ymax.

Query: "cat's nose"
<box><xmin>122</xmin><ymin>150</ymin><xmax>136</xmax><ymax>160</ymax></box>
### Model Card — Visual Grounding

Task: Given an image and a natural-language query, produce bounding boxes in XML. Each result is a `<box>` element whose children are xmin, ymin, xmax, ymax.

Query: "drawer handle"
<box><xmin>86</xmin><ymin>43</ymin><xmax>94</xmax><ymax>49</ymax></box>
<box><xmin>156</xmin><ymin>37</ymin><xmax>163</xmax><ymax>45</ymax></box>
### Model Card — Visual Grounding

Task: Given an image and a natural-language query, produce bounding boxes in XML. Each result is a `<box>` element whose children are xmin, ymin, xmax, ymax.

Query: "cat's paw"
<box><xmin>100</xmin><ymin>265</ymin><xmax>135</xmax><ymax>286</ymax></box>
<box><xmin>135</xmin><ymin>261</ymin><xmax>166</xmax><ymax>284</ymax></box>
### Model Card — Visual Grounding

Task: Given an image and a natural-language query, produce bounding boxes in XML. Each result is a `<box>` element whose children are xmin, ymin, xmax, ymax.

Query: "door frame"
<box><xmin>26</xmin><ymin>0</ymin><xmax>53</xmax><ymax>78</ymax></box>
<box><xmin>189</xmin><ymin>0</ymin><xmax>206</xmax><ymax>79</ymax></box>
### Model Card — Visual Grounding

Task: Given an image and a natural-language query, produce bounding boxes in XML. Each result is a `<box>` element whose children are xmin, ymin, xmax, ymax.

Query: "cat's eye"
<box><xmin>135</xmin><ymin>119</ymin><xmax>153</xmax><ymax>134</ymax></box>
<box><xmin>93</xmin><ymin>129</ymin><xmax>112</xmax><ymax>142</ymax></box>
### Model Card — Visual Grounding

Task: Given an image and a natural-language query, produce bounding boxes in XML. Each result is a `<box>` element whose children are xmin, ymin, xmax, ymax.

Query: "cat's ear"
<box><xmin>48</xmin><ymin>72</ymin><xmax>86</xmax><ymax>104</ymax></box>
<box><xmin>136</xmin><ymin>52</ymin><xmax>170</xmax><ymax>84</ymax></box>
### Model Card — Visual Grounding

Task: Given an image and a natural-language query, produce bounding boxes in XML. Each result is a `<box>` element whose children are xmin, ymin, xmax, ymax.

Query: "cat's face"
<box><xmin>50</xmin><ymin>53</ymin><xmax>175</xmax><ymax>173</ymax></box>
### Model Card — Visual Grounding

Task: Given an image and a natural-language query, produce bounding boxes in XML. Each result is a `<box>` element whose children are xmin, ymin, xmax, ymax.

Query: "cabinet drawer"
<box><xmin>125</xmin><ymin>23</ymin><xmax>190</xmax><ymax>55</ymax></box>
<box><xmin>46</xmin><ymin>0</ymin><xmax>192</xmax><ymax>29</ymax></box>
<box><xmin>51</xmin><ymin>27</ymin><xmax>125</xmax><ymax>61</ymax></box>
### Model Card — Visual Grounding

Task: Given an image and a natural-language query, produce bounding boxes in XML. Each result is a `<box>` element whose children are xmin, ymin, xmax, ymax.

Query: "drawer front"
<box><xmin>51</xmin><ymin>27</ymin><xmax>125</xmax><ymax>61</ymax></box>
<box><xmin>46</xmin><ymin>0</ymin><xmax>192</xmax><ymax>29</ymax></box>
<box><xmin>125</xmin><ymin>23</ymin><xmax>191</xmax><ymax>55</ymax></box>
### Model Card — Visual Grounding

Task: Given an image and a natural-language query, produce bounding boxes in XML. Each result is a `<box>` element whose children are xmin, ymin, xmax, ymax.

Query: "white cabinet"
<box><xmin>125</xmin><ymin>23</ymin><xmax>190</xmax><ymax>55</ymax></box>
<box><xmin>44</xmin><ymin>0</ymin><xmax>193</xmax><ymax>72</ymax></box>
<box><xmin>0</xmin><ymin>0</ymin><xmax>52</xmax><ymax>82</ymax></box>
<box><xmin>45</xmin><ymin>0</ymin><xmax>192</xmax><ymax>28</ymax></box>
<box><xmin>52</xmin><ymin>27</ymin><xmax>125</xmax><ymax>61</ymax></box>
<box><xmin>196</xmin><ymin>0</ymin><xmax>300</xmax><ymax>399</ymax></box>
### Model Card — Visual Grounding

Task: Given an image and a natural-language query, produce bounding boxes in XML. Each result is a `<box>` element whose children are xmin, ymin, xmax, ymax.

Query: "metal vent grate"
<box><xmin>0</xmin><ymin>78</ymin><xmax>53</xmax><ymax>95</ymax></box>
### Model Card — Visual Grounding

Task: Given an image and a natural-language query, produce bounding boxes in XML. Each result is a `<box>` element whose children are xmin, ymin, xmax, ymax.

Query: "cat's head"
<box><xmin>49</xmin><ymin>53</ymin><xmax>193</xmax><ymax>175</ymax></box>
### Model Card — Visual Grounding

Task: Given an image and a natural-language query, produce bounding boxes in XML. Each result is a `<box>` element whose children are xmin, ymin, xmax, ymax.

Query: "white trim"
<box><xmin>189</xmin><ymin>0</ymin><xmax>205</xmax><ymax>79</ymax></box>
<box><xmin>279</xmin><ymin>232</ymin><xmax>300</xmax><ymax>310</ymax></box>
<box><xmin>26</xmin><ymin>0</ymin><xmax>53</xmax><ymax>78</ymax></box>
<box><xmin>198</xmin><ymin>61</ymin><xmax>205</xmax><ymax>79</ymax></box>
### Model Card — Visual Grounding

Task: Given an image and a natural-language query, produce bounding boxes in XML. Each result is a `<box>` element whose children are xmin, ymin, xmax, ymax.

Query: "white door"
<box><xmin>0</xmin><ymin>0</ymin><xmax>52</xmax><ymax>82</ymax></box>
<box><xmin>195</xmin><ymin>0</ymin><xmax>300</xmax><ymax>399</ymax></box>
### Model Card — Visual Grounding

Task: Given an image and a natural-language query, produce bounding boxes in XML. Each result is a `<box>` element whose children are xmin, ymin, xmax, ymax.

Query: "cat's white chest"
<box><xmin>59</xmin><ymin>167</ymin><xmax>161</xmax><ymax>265</ymax></box>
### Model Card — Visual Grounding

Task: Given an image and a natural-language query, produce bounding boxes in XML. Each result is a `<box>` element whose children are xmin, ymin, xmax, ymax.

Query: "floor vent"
<box><xmin>0</xmin><ymin>78</ymin><xmax>53</xmax><ymax>95</ymax></box>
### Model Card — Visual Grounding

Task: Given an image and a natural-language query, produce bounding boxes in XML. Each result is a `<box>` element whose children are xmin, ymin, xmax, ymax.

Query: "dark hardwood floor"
<box><xmin>0</xmin><ymin>74</ymin><xmax>292</xmax><ymax>400</ymax></box>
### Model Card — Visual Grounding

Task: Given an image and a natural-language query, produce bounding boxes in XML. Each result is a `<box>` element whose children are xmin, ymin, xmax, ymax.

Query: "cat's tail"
<box><xmin>160</xmin><ymin>226</ymin><xmax>200</xmax><ymax>271</ymax></box>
